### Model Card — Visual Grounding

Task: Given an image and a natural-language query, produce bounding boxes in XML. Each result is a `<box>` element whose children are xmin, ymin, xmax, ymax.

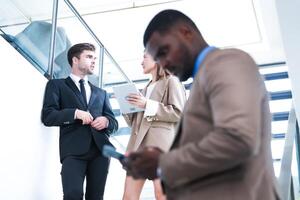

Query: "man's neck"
<box><xmin>71</xmin><ymin>68</ymin><xmax>86</xmax><ymax>79</ymax></box>
<box><xmin>70</xmin><ymin>73</ymin><xmax>86</xmax><ymax>80</ymax></box>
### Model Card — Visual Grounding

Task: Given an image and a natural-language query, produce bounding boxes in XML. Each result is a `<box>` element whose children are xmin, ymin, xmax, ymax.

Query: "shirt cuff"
<box><xmin>144</xmin><ymin>99</ymin><xmax>159</xmax><ymax>117</ymax></box>
<box><xmin>74</xmin><ymin>109</ymin><xmax>78</xmax><ymax>119</ymax></box>
<box><xmin>106</xmin><ymin>118</ymin><xmax>109</xmax><ymax>128</ymax></box>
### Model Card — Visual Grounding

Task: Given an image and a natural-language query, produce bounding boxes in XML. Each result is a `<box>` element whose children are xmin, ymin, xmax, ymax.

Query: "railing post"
<box><xmin>295</xmin><ymin>121</ymin><xmax>300</xmax><ymax>191</ymax></box>
<box><xmin>98</xmin><ymin>46</ymin><xmax>104</xmax><ymax>88</ymax></box>
<box><xmin>279</xmin><ymin>108</ymin><xmax>296</xmax><ymax>200</ymax></box>
<box><xmin>290</xmin><ymin>176</ymin><xmax>295</xmax><ymax>200</ymax></box>
<box><xmin>64</xmin><ymin>0</ymin><xmax>131</xmax><ymax>84</ymax></box>
<box><xmin>48</xmin><ymin>0</ymin><xmax>59</xmax><ymax>79</ymax></box>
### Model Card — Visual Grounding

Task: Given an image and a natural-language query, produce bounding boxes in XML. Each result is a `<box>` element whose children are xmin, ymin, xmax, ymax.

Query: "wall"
<box><xmin>0</xmin><ymin>36</ymin><xmax>62</xmax><ymax>199</ymax></box>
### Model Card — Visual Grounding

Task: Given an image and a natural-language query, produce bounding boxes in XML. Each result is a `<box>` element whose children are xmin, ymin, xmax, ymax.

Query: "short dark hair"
<box><xmin>143</xmin><ymin>9</ymin><xmax>199</xmax><ymax>47</ymax></box>
<box><xmin>67</xmin><ymin>43</ymin><xmax>96</xmax><ymax>66</ymax></box>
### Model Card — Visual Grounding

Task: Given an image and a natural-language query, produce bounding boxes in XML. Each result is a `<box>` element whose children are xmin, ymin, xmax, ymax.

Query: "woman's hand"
<box><xmin>126</xmin><ymin>93</ymin><xmax>147</xmax><ymax>109</ymax></box>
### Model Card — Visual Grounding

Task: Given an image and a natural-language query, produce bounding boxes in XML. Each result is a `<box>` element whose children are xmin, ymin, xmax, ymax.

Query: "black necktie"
<box><xmin>79</xmin><ymin>79</ymin><xmax>87</xmax><ymax>106</ymax></box>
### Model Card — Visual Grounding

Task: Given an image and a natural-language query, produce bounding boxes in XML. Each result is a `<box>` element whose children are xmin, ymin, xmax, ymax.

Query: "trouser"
<box><xmin>61</xmin><ymin>140</ymin><xmax>110</xmax><ymax>200</ymax></box>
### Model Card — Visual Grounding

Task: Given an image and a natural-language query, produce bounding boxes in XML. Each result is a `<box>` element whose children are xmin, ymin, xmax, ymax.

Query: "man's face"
<box><xmin>75</xmin><ymin>50</ymin><xmax>96</xmax><ymax>75</ymax></box>
<box><xmin>145</xmin><ymin>30</ymin><xmax>193</xmax><ymax>81</ymax></box>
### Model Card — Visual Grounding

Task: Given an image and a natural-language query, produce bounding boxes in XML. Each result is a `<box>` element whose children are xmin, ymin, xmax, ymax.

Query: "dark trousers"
<box><xmin>61</xmin><ymin>140</ymin><xmax>110</xmax><ymax>200</ymax></box>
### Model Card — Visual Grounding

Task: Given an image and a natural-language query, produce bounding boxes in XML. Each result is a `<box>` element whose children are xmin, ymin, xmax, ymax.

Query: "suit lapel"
<box><xmin>65</xmin><ymin>77</ymin><xmax>87</xmax><ymax>108</ymax></box>
<box><xmin>149</xmin><ymin>78</ymin><xmax>169</xmax><ymax>102</ymax></box>
<box><xmin>88</xmin><ymin>82</ymin><xmax>97</xmax><ymax>107</ymax></box>
<box><xmin>141</xmin><ymin>83</ymin><xmax>148</xmax><ymax>96</ymax></box>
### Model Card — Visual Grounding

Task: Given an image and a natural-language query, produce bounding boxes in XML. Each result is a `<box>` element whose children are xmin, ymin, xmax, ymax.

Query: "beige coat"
<box><xmin>124</xmin><ymin>76</ymin><xmax>186</xmax><ymax>152</ymax></box>
<box><xmin>159</xmin><ymin>49</ymin><xmax>280</xmax><ymax>200</ymax></box>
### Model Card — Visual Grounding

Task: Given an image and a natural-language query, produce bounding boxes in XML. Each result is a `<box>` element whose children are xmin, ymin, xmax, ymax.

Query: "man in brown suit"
<box><xmin>124</xmin><ymin>9</ymin><xmax>281</xmax><ymax>200</ymax></box>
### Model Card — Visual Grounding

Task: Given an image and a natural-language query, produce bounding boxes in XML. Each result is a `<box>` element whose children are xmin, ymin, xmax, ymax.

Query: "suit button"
<box><xmin>134</xmin><ymin>132</ymin><xmax>138</xmax><ymax>135</ymax></box>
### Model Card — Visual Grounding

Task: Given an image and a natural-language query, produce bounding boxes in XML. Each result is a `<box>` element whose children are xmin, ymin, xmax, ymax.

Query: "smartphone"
<box><xmin>102</xmin><ymin>145</ymin><xmax>128</xmax><ymax>165</ymax></box>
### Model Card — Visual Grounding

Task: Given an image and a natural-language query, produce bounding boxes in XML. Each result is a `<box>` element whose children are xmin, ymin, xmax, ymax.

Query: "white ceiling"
<box><xmin>0</xmin><ymin>0</ymin><xmax>286</xmax><ymax>81</ymax></box>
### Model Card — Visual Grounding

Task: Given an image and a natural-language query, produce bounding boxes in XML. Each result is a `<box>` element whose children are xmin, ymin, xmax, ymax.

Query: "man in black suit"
<box><xmin>42</xmin><ymin>43</ymin><xmax>118</xmax><ymax>200</ymax></box>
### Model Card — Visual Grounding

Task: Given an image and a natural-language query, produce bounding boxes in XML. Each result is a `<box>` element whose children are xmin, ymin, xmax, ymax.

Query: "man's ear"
<box><xmin>72</xmin><ymin>56</ymin><xmax>78</xmax><ymax>65</ymax></box>
<box><xmin>178</xmin><ymin>24</ymin><xmax>193</xmax><ymax>41</ymax></box>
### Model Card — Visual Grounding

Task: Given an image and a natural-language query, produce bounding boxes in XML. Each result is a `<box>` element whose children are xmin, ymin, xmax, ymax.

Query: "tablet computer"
<box><xmin>112</xmin><ymin>83</ymin><xmax>145</xmax><ymax>114</ymax></box>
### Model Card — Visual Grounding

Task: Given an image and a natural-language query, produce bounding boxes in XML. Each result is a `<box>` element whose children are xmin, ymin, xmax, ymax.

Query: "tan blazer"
<box><xmin>159</xmin><ymin>49</ymin><xmax>280</xmax><ymax>200</ymax></box>
<box><xmin>124</xmin><ymin>75</ymin><xmax>186</xmax><ymax>152</ymax></box>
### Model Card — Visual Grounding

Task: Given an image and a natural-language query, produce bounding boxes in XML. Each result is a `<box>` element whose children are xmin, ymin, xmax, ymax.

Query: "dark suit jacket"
<box><xmin>41</xmin><ymin>77</ymin><xmax>118</xmax><ymax>162</ymax></box>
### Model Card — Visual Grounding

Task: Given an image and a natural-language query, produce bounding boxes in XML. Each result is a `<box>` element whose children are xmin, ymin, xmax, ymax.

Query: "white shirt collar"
<box><xmin>69</xmin><ymin>74</ymin><xmax>91</xmax><ymax>103</ymax></box>
<box><xmin>70</xmin><ymin>74</ymin><xmax>88</xmax><ymax>84</ymax></box>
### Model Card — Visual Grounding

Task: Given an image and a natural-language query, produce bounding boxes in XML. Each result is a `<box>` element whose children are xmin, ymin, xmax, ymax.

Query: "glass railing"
<box><xmin>0</xmin><ymin>0</ymin><xmax>133</xmax><ymax>134</ymax></box>
<box><xmin>278</xmin><ymin>107</ymin><xmax>300</xmax><ymax>200</ymax></box>
<box><xmin>0</xmin><ymin>0</ymin><xmax>131</xmax><ymax>87</ymax></box>
<box><xmin>0</xmin><ymin>0</ymin><xmax>54</xmax><ymax>77</ymax></box>
<box><xmin>259</xmin><ymin>63</ymin><xmax>293</xmax><ymax>180</ymax></box>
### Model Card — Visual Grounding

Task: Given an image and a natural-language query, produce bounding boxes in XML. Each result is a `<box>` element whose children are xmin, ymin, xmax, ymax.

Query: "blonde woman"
<box><xmin>122</xmin><ymin>51</ymin><xmax>186</xmax><ymax>200</ymax></box>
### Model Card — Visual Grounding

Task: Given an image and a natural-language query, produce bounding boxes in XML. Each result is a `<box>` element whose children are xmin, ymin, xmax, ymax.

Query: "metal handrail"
<box><xmin>104</xmin><ymin>48</ymin><xmax>133</xmax><ymax>84</ymax></box>
<box><xmin>278</xmin><ymin>107</ymin><xmax>297</xmax><ymax>200</ymax></box>
<box><xmin>48</xmin><ymin>0</ymin><xmax>59</xmax><ymax>79</ymax></box>
<box><xmin>259</xmin><ymin>61</ymin><xmax>286</xmax><ymax>67</ymax></box>
<box><xmin>63</xmin><ymin>0</ymin><xmax>131</xmax><ymax>87</ymax></box>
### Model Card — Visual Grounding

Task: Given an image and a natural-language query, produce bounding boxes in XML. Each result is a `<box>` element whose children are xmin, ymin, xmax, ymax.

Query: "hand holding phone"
<box><xmin>102</xmin><ymin>145</ymin><xmax>129</xmax><ymax>167</ymax></box>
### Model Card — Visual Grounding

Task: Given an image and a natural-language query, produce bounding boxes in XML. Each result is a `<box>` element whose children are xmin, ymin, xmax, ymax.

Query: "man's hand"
<box><xmin>91</xmin><ymin>116</ymin><xmax>109</xmax><ymax>130</ymax></box>
<box><xmin>75</xmin><ymin>109</ymin><xmax>93</xmax><ymax>125</ymax></box>
<box><xmin>125</xmin><ymin>147</ymin><xmax>163</xmax><ymax>180</ymax></box>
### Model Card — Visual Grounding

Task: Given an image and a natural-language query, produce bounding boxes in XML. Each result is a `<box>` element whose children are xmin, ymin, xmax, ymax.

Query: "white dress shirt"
<box><xmin>144</xmin><ymin>82</ymin><xmax>159</xmax><ymax>117</ymax></box>
<box><xmin>70</xmin><ymin>73</ymin><xmax>91</xmax><ymax>104</ymax></box>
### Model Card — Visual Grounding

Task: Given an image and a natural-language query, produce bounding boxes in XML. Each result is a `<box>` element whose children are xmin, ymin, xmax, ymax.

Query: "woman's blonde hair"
<box><xmin>155</xmin><ymin>63</ymin><xmax>171</xmax><ymax>81</ymax></box>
